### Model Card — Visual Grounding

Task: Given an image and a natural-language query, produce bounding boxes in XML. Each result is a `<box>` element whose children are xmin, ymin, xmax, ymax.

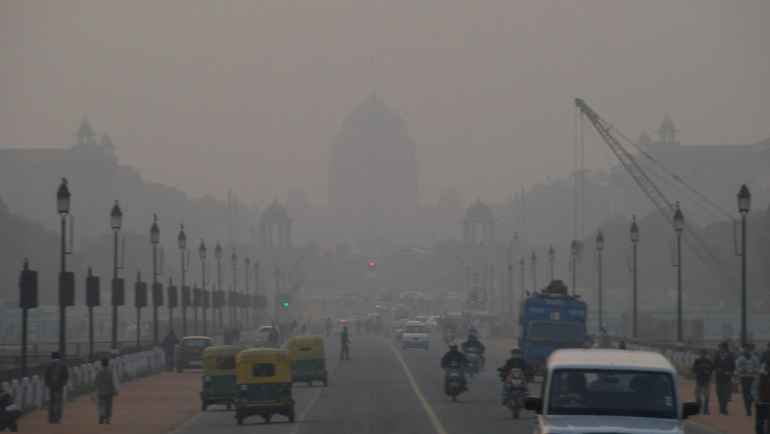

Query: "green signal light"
<box><xmin>283</xmin><ymin>302</ymin><xmax>289</xmax><ymax>307</ymax></box>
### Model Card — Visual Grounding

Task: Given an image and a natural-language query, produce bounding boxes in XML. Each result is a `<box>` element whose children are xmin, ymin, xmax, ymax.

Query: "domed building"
<box><xmin>327</xmin><ymin>95</ymin><xmax>419</xmax><ymax>244</ymax></box>
<box><xmin>259</xmin><ymin>199</ymin><xmax>291</xmax><ymax>248</ymax></box>
<box><xmin>463</xmin><ymin>199</ymin><xmax>495</xmax><ymax>246</ymax></box>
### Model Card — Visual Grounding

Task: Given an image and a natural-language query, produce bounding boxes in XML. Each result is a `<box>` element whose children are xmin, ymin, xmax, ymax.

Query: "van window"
<box><xmin>215</xmin><ymin>357</ymin><xmax>236</xmax><ymax>370</ymax></box>
<box><xmin>252</xmin><ymin>363</ymin><xmax>275</xmax><ymax>378</ymax></box>
<box><xmin>548</xmin><ymin>369</ymin><xmax>676</xmax><ymax>419</ymax></box>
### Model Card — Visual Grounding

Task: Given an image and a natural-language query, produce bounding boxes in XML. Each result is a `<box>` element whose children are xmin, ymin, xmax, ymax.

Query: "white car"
<box><xmin>402</xmin><ymin>322</ymin><xmax>429</xmax><ymax>351</ymax></box>
<box><xmin>525</xmin><ymin>349</ymin><xmax>698</xmax><ymax>434</ymax></box>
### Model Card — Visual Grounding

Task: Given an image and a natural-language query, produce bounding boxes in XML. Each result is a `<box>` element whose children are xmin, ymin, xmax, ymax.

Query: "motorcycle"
<box><xmin>464</xmin><ymin>347</ymin><xmax>481</xmax><ymax>377</ymax></box>
<box><xmin>443</xmin><ymin>361</ymin><xmax>467</xmax><ymax>402</ymax></box>
<box><xmin>0</xmin><ymin>389</ymin><xmax>20</xmax><ymax>432</ymax></box>
<box><xmin>503</xmin><ymin>368</ymin><xmax>527</xmax><ymax>419</ymax></box>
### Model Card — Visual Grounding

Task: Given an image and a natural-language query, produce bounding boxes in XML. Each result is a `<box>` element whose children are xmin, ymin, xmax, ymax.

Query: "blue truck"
<box><xmin>517</xmin><ymin>280</ymin><xmax>587</xmax><ymax>377</ymax></box>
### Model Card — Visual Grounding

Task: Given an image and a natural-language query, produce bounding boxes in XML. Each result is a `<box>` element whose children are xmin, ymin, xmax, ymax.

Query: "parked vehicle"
<box><xmin>200</xmin><ymin>345</ymin><xmax>243</xmax><ymax>411</ymax></box>
<box><xmin>524</xmin><ymin>349</ymin><xmax>699</xmax><ymax>434</ymax></box>
<box><xmin>287</xmin><ymin>335</ymin><xmax>327</xmax><ymax>387</ymax></box>
<box><xmin>177</xmin><ymin>336</ymin><xmax>212</xmax><ymax>372</ymax></box>
<box><xmin>235</xmin><ymin>349</ymin><xmax>295</xmax><ymax>425</ymax></box>
<box><xmin>504</xmin><ymin>368</ymin><xmax>527</xmax><ymax>419</ymax></box>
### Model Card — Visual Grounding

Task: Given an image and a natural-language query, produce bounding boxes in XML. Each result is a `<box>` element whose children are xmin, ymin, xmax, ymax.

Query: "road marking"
<box><xmin>289</xmin><ymin>346</ymin><xmax>340</xmax><ymax>434</ymax></box>
<box><xmin>388</xmin><ymin>340</ymin><xmax>448</xmax><ymax>434</ymax></box>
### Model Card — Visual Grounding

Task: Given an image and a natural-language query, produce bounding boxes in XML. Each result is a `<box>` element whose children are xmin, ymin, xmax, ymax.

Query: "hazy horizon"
<box><xmin>1</xmin><ymin>1</ymin><xmax>768</xmax><ymax>208</ymax></box>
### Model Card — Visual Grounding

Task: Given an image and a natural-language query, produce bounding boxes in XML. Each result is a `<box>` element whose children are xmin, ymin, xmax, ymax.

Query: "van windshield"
<box><xmin>528</xmin><ymin>322</ymin><xmax>583</xmax><ymax>345</ymax></box>
<box><xmin>548</xmin><ymin>369</ymin><xmax>677</xmax><ymax>419</ymax></box>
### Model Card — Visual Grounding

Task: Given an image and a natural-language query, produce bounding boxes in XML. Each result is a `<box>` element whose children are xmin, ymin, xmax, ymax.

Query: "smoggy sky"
<box><xmin>1</xmin><ymin>1</ymin><xmax>768</xmax><ymax>208</ymax></box>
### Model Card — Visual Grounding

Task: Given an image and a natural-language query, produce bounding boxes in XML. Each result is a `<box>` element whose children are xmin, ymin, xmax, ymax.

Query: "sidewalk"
<box><xmin>484</xmin><ymin>338</ymin><xmax>754</xmax><ymax>434</ymax></box>
<box><xmin>17</xmin><ymin>370</ymin><xmax>202</xmax><ymax>434</ymax></box>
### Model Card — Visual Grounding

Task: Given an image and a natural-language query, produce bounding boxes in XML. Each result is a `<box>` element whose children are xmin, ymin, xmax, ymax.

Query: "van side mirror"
<box><xmin>682</xmin><ymin>401</ymin><xmax>699</xmax><ymax>419</ymax></box>
<box><xmin>524</xmin><ymin>396</ymin><xmax>542</xmax><ymax>414</ymax></box>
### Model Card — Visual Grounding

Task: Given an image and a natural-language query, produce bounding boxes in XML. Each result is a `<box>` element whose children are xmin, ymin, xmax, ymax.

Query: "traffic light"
<box><xmin>469</xmin><ymin>290</ymin><xmax>478</xmax><ymax>305</ymax></box>
<box><xmin>369</xmin><ymin>261</ymin><xmax>375</xmax><ymax>270</ymax></box>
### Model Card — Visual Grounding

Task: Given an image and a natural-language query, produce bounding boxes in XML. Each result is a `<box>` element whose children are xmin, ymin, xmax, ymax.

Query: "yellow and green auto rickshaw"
<box><xmin>200</xmin><ymin>345</ymin><xmax>243</xmax><ymax>411</ymax></box>
<box><xmin>287</xmin><ymin>335</ymin><xmax>328</xmax><ymax>386</ymax></box>
<box><xmin>235</xmin><ymin>349</ymin><xmax>294</xmax><ymax>424</ymax></box>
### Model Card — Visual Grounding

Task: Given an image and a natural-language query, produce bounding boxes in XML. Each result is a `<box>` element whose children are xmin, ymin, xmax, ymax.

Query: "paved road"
<box><xmin>171</xmin><ymin>332</ymin><xmax>534</xmax><ymax>434</ymax></box>
<box><xmin>171</xmin><ymin>333</ymin><xmax>719</xmax><ymax>434</ymax></box>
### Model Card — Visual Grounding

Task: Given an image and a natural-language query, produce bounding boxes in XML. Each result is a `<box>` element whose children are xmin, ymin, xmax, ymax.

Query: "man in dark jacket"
<box><xmin>498</xmin><ymin>348</ymin><xmax>530</xmax><ymax>403</ymax></box>
<box><xmin>461</xmin><ymin>334</ymin><xmax>486</xmax><ymax>370</ymax></box>
<box><xmin>751</xmin><ymin>361</ymin><xmax>770</xmax><ymax>434</ymax></box>
<box><xmin>692</xmin><ymin>349</ymin><xmax>714</xmax><ymax>414</ymax></box>
<box><xmin>340</xmin><ymin>326</ymin><xmax>351</xmax><ymax>360</ymax></box>
<box><xmin>441</xmin><ymin>343</ymin><xmax>468</xmax><ymax>392</ymax></box>
<box><xmin>713</xmin><ymin>342</ymin><xmax>736</xmax><ymax>415</ymax></box>
<box><xmin>161</xmin><ymin>330</ymin><xmax>178</xmax><ymax>372</ymax></box>
<box><xmin>44</xmin><ymin>351</ymin><xmax>69</xmax><ymax>424</ymax></box>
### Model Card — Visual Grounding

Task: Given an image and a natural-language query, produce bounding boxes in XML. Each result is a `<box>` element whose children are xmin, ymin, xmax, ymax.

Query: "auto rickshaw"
<box><xmin>287</xmin><ymin>335</ymin><xmax>327</xmax><ymax>386</ymax></box>
<box><xmin>200</xmin><ymin>345</ymin><xmax>243</xmax><ymax>411</ymax></box>
<box><xmin>235</xmin><ymin>349</ymin><xmax>294</xmax><ymax>424</ymax></box>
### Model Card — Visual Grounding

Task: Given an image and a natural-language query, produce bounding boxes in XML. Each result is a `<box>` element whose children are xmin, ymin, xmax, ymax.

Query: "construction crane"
<box><xmin>574</xmin><ymin>98</ymin><xmax>734</xmax><ymax>293</ymax></box>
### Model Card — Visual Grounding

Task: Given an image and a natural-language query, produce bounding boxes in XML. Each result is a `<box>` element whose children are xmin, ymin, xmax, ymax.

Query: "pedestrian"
<box><xmin>618</xmin><ymin>341</ymin><xmax>627</xmax><ymax>350</ymax></box>
<box><xmin>713</xmin><ymin>342</ymin><xmax>736</xmax><ymax>415</ymax></box>
<box><xmin>161</xmin><ymin>330</ymin><xmax>178</xmax><ymax>372</ymax></box>
<box><xmin>43</xmin><ymin>351</ymin><xmax>69</xmax><ymax>424</ymax></box>
<box><xmin>95</xmin><ymin>358</ymin><xmax>118</xmax><ymax>424</ymax></box>
<box><xmin>752</xmin><ymin>361</ymin><xmax>770</xmax><ymax>434</ymax></box>
<box><xmin>598</xmin><ymin>328</ymin><xmax>611</xmax><ymax>349</ymax></box>
<box><xmin>737</xmin><ymin>343</ymin><xmax>761</xmax><ymax>416</ymax></box>
<box><xmin>692</xmin><ymin>349</ymin><xmax>714</xmax><ymax>414</ymax></box>
<box><xmin>340</xmin><ymin>325</ymin><xmax>351</xmax><ymax>360</ymax></box>
<box><xmin>325</xmin><ymin>318</ymin><xmax>332</xmax><ymax>337</ymax></box>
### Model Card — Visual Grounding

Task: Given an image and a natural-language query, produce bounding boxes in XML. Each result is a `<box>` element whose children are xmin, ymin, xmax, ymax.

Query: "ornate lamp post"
<box><xmin>215</xmin><ymin>242</ymin><xmax>223</xmax><ymax>330</ymax></box>
<box><xmin>630</xmin><ymin>216</ymin><xmax>639</xmax><ymax>342</ymax></box>
<box><xmin>199</xmin><ymin>239</ymin><xmax>207</xmax><ymax>335</ymax></box>
<box><xmin>530</xmin><ymin>252</ymin><xmax>537</xmax><ymax>293</ymax></box>
<box><xmin>595</xmin><ymin>230</ymin><xmax>604</xmax><ymax>331</ymax></box>
<box><xmin>519</xmin><ymin>258</ymin><xmax>525</xmax><ymax>300</ymax></box>
<box><xmin>570</xmin><ymin>240</ymin><xmax>578</xmax><ymax>296</ymax></box>
<box><xmin>548</xmin><ymin>245</ymin><xmax>555</xmax><ymax>281</ymax></box>
<box><xmin>150</xmin><ymin>216</ymin><xmax>161</xmax><ymax>345</ymax></box>
<box><xmin>178</xmin><ymin>225</ymin><xmax>188</xmax><ymax>336</ymax></box>
<box><xmin>231</xmin><ymin>249</ymin><xmax>238</xmax><ymax>327</ymax></box>
<box><xmin>56</xmin><ymin>179</ymin><xmax>71</xmax><ymax>358</ymax></box>
<box><xmin>111</xmin><ymin>200</ymin><xmax>123</xmax><ymax>352</ymax></box>
<box><xmin>737</xmin><ymin>185</ymin><xmax>751</xmax><ymax>346</ymax></box>
<box><xmin>673</xmin><ymin>204</ymin><xmax>684</xmax><ymax>347</ymax></box>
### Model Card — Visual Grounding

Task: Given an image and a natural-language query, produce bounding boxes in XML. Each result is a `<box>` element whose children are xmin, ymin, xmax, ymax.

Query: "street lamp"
<box><xmin>737</xmin><ymin>184</ymin><xmax>751</xmax><ymax>346</ymax></box>
<box><xmin>595</xmin><ymin>230</ymin><xmax>604</xmax><ymax>332</ymax></box>
<box><xmin>56</xmin><ymin>179</ymin><xmax>71</xmax><ymax>358</ymax></box>
<box><xmin>111</xmin><ymin>200</ymin><xmax>123</xmax><ymax>352</ymax></box>
<box><xmin>150</xmin><ymin>216</ymin><xmax>160</xmax><ymax>346</ymax></box>
<box><xmin>215</xmin><ymin>242</ymin><xmax>223</xmax><ymax>330</ymax></box>
<box><xmin>199</xmin><ymin>238</ymin><xmax>207</xmax><ymax>335</ymax></box>
<box><xmin>673</xmin><ymin>203</ymin><xmax>684</xmax><ymax>347</ymax></box>
<box><xmin>531</xmin><ymin>252</ymin><xmax>537</xmax><ymax>293</ymax></box>
<box><xmin>519</xmin><ymin>257</ymin><xmax>525</xmax><ymax>300</ymax></box>
<box><xmin>244</xmin><ymin>255</ymin><xmax>251</xmax><ymax>328</ymax></box>
<box><xmin>231</xmin><ymin>249</ymin><xmax>238</xmax><ymax>327</ymax></box>
<box><xmin>571</xmin><ymin>240</ymin><xmax>578</xmax><ymax>296</ymax></box>
<box><xmin>548</xmin><ymin>245</ymin><xmax>555</xmax><ymax>281</ymax></box>
<box><xmin>630</xmin><ymin>216</ymin><xmax>639</xmax><ymax>342</ymax></box>
<box><xmin>178</xmin><ymin>224</ymin><xmax>188</xmax><ymax>336</ymax></box>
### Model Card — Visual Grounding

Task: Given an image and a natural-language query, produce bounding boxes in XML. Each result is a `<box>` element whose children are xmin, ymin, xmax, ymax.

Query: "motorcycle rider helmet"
<box><xmin>449</xmin><ymin>342</ymin><xmax>458</xmax><ymax>350</ymax></box>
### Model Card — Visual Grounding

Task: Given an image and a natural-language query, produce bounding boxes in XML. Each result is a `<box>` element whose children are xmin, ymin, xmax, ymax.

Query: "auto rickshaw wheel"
<box><xmin>263</xmin><ymin>415</ymin><xmax>271</xmax><ymax>423</ymax></box>
<box><xmin>236</xmin><ymin>416</ymin><xmax>243</xmax><ymax>425</ymax></box>
<box><xmin>308</xmin><ymin>381</ymin><xmax>312</xmax><ymax>387</ymax></box>
<box><xmin>201</xmin><ymin>400</ymin><xmax>207</xmax><ymax>411</ymax></box>
<box><xmin>288</xmin><ymin>408</ymin><xmax>295</xmax><ymax>423</ymax></box>
<box><xmin>323</xmin><ymin>378</ymin><xmax>328</xmax><ymax>386</ymax></box>
<box><xmin>226</xmin><ymin>404</ymin><xmax>231</xmax><ymax>410</ymax></box>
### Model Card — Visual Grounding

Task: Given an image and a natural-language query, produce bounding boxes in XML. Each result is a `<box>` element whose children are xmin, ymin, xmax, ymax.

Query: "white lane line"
<box><xmin>288</xmin><ymin>344</ymin><xmax>340</xmax><ymax>434</ymax></box>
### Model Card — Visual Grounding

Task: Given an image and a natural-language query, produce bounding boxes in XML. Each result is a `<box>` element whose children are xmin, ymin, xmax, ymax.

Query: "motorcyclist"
<box><xmin>498</xmin><ymin>348</ymin><xmax>530</xmax><ymax>404</ymax></box>
<box><xmin>441</xmin><ymin>342</ymin><xmax>468</xmax><ymax>392</ymax></box>
<box><xmin>461</xmin><ymin>334</ymin><xmax>486</xmax><ymax>370</ymax></box>
<box><xmin>467</xmin><ymin>324</ymin><xmax>479</xmax><ymax>336</ymax></box>
<box><xmin>443</xmin><ymin>321</ymin><xmax>456</xmax><ymax>343</ymax></box>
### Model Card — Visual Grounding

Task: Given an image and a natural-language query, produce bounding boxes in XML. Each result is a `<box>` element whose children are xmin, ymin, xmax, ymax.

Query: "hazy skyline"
<box><xmin>1</xmin><ymin>1</ymin><xmax>768</xmax><ymax>208</ymax></box>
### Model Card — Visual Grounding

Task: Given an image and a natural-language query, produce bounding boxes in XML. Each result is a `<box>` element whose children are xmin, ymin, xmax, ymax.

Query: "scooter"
<box><xmin>0</xmin><ymin>389</ymin><xmax>20</xmax><ymax>432</ymax></box>
<box><xmin>464</xmin><ymin>347</ymin><xmax>481</xmax><ymax>377</ymax></box>
<box><xmin>504</xmin><ymin>368</ymin><xmax>527</xmax><ymax>419</ymax></box>
<box><xmin>443</xmin><ymin>361</ymin><xmax>467</xmax><ymax>402</ymax></box>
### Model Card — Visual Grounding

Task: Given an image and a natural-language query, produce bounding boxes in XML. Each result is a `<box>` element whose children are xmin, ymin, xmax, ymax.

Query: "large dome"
<box><xmin>331</xmin><ymin>95</ymin><xmax>415</xmax><ymax>157</ymax></box>
<box><xmin>465</xmin><ymin>199</ymin><xmax>494</xmax><ymax>221</ymax></box>
<box><xmin>260</xmin><ymin>199</ymin><xmax>290</xmax><ymax>223</ymax></box>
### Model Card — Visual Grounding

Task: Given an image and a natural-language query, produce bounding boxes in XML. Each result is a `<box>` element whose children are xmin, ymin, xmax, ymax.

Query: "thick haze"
<box><xmin>1</xmin><ymin>1</ymin><xmax>768</xmax><ymax>207</ymax></box>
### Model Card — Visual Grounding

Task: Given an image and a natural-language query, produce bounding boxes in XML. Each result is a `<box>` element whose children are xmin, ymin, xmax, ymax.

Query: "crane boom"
<box><xmin>574</xmin><ymin>98</ymin><xmax>734</xmax><ymax>293</ymax></box>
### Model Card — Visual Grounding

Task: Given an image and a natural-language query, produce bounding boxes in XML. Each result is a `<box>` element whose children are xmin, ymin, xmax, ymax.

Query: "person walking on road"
<box><xmin>738</xmin><ymin>343</ymin><xmax>761</xmax><ymax>416</ymax></box>
<box><xmin>692</xmin><ymin>349</ymin><xmax>714</xmax><ymax>414</ymax></box>
<box><xmin>95</xmin><ymin>358</ymin><xmax>118</xmax><ymax>424</ymax></box>
<box><xmin>161</xmin><ymin>330</ymin><xmax>178</xmax><ymax>372</ymax></box>
<box><xmin>713</xmin><ymin>342</ymin><xmax>736</xmax><ymax>415</ymax></box>
<box><xmin>340</xmin><ymin>326</ymin><xmax>351</xmax><ymax>360</ymax></box>
<box><xmin>325</xmin><ymin>318</ymin><xmax>332</xmax><ymax>337</ymax></box>
<box><xmin>752</xmin><ymin>361</ymin><xmax>770</xmax><ymax>434</ymax></box>
<box><xmin>43</xmin><ymin>351</ymin><xmax>69</xmax><ymax>424</ymax></box>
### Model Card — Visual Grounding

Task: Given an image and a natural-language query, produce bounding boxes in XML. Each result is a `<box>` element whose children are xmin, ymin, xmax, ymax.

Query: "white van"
<box><xmin>525</xmin><ymin>349</ymin><xmax>698</xmax><ymax>434</ymax></box>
